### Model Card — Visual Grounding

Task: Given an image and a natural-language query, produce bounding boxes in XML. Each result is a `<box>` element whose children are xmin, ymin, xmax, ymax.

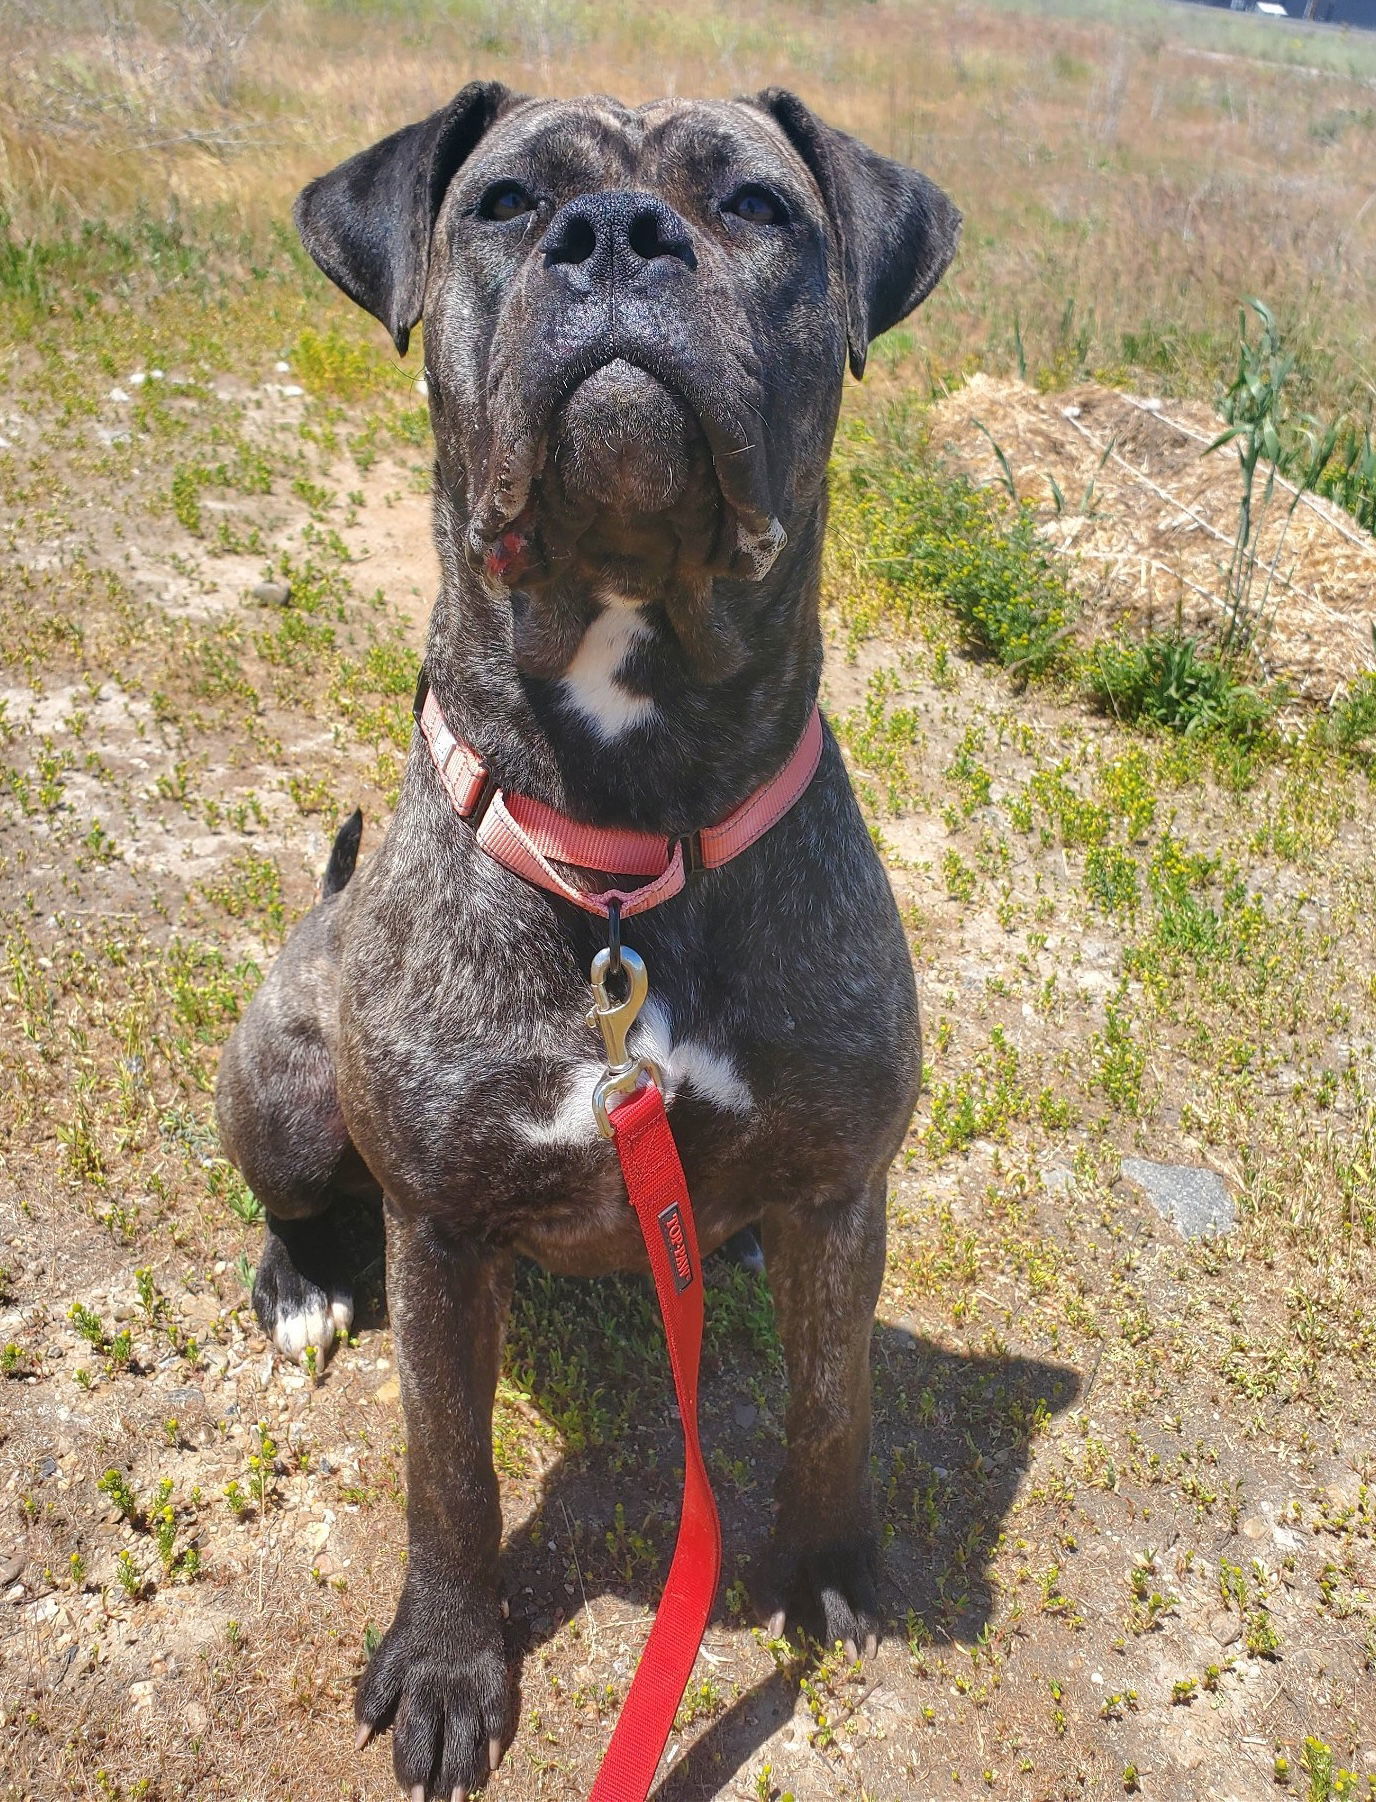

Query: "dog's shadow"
<box><xmin>352</xmin><ymin>1246</ymin><xmax>1079</xmax><ymax>1800</ymax></box>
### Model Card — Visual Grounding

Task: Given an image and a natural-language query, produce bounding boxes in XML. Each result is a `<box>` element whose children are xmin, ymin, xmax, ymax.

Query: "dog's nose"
<box><xmin>542</xmin><ymin>190</ymin><xmax>696</xmax><ymax>282</ymax></box>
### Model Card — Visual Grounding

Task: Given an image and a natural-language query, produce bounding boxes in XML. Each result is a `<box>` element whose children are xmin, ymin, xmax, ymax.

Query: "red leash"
<box><xmin>586</xmin><ymin>960</ymin><xmax>723</xmax><ymax>1801</ymax></box>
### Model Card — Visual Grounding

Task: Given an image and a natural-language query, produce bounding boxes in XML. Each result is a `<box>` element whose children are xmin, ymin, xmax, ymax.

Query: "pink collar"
<box><xmin>413</xmin><ymin>675</ymin><xmax>823</xmax><ymax>919</ymax></box>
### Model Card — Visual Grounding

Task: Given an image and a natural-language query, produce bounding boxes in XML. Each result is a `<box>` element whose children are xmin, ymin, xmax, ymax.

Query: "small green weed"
<box><xmin>97</xmin><ymin>1468</ymin><xmax>142</xmax><ymax>1528</ymax></box>
<box><xmin>1084</xmin><ymin>635</ymin><xmax>1273</xmax><ymax>739</ymax></box>
<box><xmin>293</xmin><ymin>326</ymin><xmax>390</xmax><ymax>401</ymax></box>
<box><xmin>830</xmin><ymin>423</ymin><xmax>1073</xmax><ymax>676</ymax></box>
<box><xmin>1326</xmin><ymin>669</ymin><xmax>1376</xmax><ymax>754</ymax></box>
<box><xmin>200</xmin><ymin>852</ymin><xmax>285</xmax><ymax>938</ymax></box>
<box><xmin>1083</xmin><ymin>844</ymin><xmax>1139</xmax><ymax>915</ymax></box>
<box><xmin>1299</xmin><ymin>1735</ymin><xmax>1369</xmax><ymax>1799</ymax></box>
<box><xmin>1317</xmin><ymin>420</ymin><xmax>1376</xmax><ymax>534</ymax></box>
<box><xmin>924</xmin><ymin>1026</ymin><xmax>1029</xmax><ymax>1155</ymax></box>
<box><xmin>1209</xmin><ymin>299</ymin><xmax>1341</xmax><ymax>654</ymax></box>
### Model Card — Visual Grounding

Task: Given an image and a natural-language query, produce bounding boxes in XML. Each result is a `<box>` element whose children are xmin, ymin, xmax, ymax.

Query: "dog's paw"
<box><xmin>356</xmin><ymin>1578</ymin><xmax>509</xmax><ymax>1800</ymax></box>
<box><xmin>759</xmin><ymin>1533</ymin><xmax>880</xmax><ymax>1662</ymax></box>
<box><xmin>252</xmin><ymin>1231</ymin><xmax>352</xmax><ymax>1368</ymax></box>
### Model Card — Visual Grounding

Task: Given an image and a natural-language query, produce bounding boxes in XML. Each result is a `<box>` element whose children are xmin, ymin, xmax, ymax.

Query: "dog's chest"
<box><xmin>515</xmin><ymin>995</ymin><xmax>754</xmax><ymax>1150</ymax></box>
<box><xmin>336</xmin><ymin>768</ymin><xmax>921</xmax><ymax>1259</ymax></box>
<box><xmin>340</xmin><ymin>937</ymin><xmax>882</xmax><ymax>1263</ymax></box>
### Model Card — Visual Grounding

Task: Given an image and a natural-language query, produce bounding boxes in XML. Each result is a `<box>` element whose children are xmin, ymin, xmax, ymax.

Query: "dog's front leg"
<box><xmin>357</xmin><ymin>1211</ymin><xmax>513</xmax><ymax>1800</ymax></box>
<box><xmin>759</xmin><ymin>1177</ymin><xmax>887</xmax><ymax>1659</ymax></box>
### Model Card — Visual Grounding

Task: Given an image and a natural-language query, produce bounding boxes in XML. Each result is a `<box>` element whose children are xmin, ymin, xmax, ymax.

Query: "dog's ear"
<box><xmin>294</xmin><ymin>80</ymin><xmax>517</xmax><ymax>356</ymax></box>
<box><xmin>752</xmin><ymin>88</ymin><xmax>960</xmax><ymax>380</ymax></box>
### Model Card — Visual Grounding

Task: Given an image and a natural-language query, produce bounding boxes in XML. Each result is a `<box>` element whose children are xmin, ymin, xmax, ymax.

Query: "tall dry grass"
<box><xmin>2</xmin><ymin>0</ymin><xmax>1375</xmax><ymax>409</ymax></box>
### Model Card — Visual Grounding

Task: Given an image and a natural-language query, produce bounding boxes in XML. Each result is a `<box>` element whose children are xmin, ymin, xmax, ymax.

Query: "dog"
<box><xmin>215</xmin><ymin>83</ymin><xmax>958</xmax><ymax>1800</ymax></box>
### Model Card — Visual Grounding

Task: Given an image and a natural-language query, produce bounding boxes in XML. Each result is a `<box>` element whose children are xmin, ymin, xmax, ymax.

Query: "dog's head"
<box><xmin>296</xmin><ymin>87</ymin><xmax>958</xmax><ymax>636</ymax></box>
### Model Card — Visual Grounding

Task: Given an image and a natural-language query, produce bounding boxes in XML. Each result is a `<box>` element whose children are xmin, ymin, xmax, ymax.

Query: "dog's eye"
<box><xmin>722</xmin><ymin>186</ymin><xmax>785</xmax><ymax>226</ymax></box>
<box><xmin>480</xmin><ymin>183</ymin><xmax>537</xmax><ymax>223</ymax></box>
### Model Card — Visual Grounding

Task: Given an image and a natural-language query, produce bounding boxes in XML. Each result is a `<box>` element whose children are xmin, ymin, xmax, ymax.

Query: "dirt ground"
<box><xmin>0</xmin><ymin>323</ymin><xmax>1373</xmax><ymax>1802</ymax></box>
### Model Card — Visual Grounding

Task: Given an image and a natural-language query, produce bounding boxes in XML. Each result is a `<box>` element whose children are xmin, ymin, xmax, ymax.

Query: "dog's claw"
<box><xmin>410</xmin><ymin>1786</ymin><xmax>425</xmax><ymax>1802</ymax></box>
<box><xmin>843</xmin><ymin>1638</ymin><xmax>858</xmax><ymax>1663</ymax></box>
<box><xmin>766</xmin><ymin>1609</ymin><xmax>787</xmax><ymax>1640</ymax></box>
<box><xmin>490</xmin><ymin>1736</ymin><xmax>505</xmax><ymax>1773</ymax></box>
<box><xmin>451</xmin><ymin>1789</ymin><xmax>468</xmax><ymax>1802</ymax></box>
<box><xmin>865</xmin><ymin>1631</ymin><xmax>878</xmax><ymax>1661</ymax></box>
<box><xmin>355</xmin><ymin>1722</ymin><xmax>373</xmax><ymax>1751</ymax></box>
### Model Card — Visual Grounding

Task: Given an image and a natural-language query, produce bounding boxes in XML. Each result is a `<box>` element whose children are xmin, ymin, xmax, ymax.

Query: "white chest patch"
<box><xmin>637</xmin><ymin>997</ymin><xmax>756</xmax><ymax>1117</ymax></box>
<box><xmin>515</xmin><ymin>1000</ymin><xmax>754</xmax><ymax>1148</ymax></box>
<box><xmin>559</xmin><ymin>598</ymin><xmax>657</xmax><ymax>741</ymax></box>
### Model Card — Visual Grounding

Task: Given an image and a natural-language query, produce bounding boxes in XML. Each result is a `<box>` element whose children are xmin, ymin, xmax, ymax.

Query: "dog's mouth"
<box><xmin>464</xmin><ymin>353</ymin><xmax>786</xmax><ymax>588</ymax></box>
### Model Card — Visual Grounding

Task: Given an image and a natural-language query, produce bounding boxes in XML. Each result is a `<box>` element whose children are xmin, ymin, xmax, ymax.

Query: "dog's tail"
<box><xmin>322</xmin><ymin>808</ymin><xmax>363</xmax><ymax>897</ymax></box>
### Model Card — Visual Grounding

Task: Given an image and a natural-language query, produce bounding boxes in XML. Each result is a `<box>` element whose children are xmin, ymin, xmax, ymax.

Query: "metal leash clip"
<box><xmin>588</xmin><ymin>944</ymin><xmax>663</xmax><ymax>1139</ymax></box>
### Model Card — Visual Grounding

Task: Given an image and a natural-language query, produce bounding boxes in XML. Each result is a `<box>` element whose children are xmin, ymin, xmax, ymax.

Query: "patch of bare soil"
<box><xmin>932</xmin><ymin>374</ymin><xmax>1376</xmax><ymax>700</ymax></box>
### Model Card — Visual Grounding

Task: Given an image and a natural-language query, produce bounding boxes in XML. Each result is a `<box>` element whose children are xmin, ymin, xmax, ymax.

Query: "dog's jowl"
<box><xmin>215</xmin><ymin>84</ymin><xmax>958</xmax><ymax>1799</ymax></box>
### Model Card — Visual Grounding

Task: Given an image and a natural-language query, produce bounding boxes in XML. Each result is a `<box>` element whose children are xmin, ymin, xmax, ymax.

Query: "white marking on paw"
<box><xmin>558</xmin><ymin>597</ymin><xmax>656</xmax><ymax>742</ymax></box>
<box><xmin>273</xmin><ymin>1301</ymin><xmax>337</xmax><ymax>1364</ymax></box>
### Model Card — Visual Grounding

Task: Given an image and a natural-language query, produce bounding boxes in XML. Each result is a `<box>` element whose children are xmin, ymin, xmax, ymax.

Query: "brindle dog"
<box><xmin>215</xmin><ymin>84</ymin><xmax>959</xmax><ymax>1800</ymax></box>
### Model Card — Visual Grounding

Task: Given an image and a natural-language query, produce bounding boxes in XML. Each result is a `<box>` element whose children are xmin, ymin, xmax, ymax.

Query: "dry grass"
<box><xmin>4</xmin><ymin>0</ymin><xmax>1376</xmax><ymax>410</ymax></box>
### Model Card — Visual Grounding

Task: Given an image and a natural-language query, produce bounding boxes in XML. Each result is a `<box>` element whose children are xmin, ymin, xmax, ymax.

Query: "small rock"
<box><xmin>251</xmin><ymin>580</ymin><xmax>291</xmax><ymax>608</ymax></box>
<box><xmin>129</xmin><ymin>1680</ymin><xmax>155</xmax><ymax>1708</ymax></box>
<box><xmin>36</xmin><ymin>1457</ymin><xmax>57</xmax><ymax>1480</ymax></box>
<box><xmin>0</xmin><ymin>1556</ymin><xmax>24</xmax><ymax>1587</ymax></box>
<box><xmin>1209</xmin><ymin>1610</ymin><xmax>1242</xmax><ymax>1646</ymax></box>
<box><xmin>374</xmin><ymin>1378</ymin><xmax>400</xmax><ymax>1406</ymax></box>
<box><xmin>108</xmin><ymin>387</ymin><xmax>130</xmax><ymax>403</ymax></box>
<box><xmin>1121</xmin><ymin>1158</ymin><xmax>1236</xmax><ymax>1240</ymax></box>
<box><xmin>168</xmin><ymin>1386</ymin><xmax>205</xmax><ymax>1414</ymax></box>
<box><xmin>1239</xmin><ymin>1516</ymin><xmax>1268</xmax><ymax>1541</ymax></box>
<box><xmin>274</xmin><ymin>361</ymin><xmax>290</xmax><ymax>375</ymax></box>
<box><xmin>1313</xmin><ymin>1461</ymin><xmax>1363</xmax><ymax>1509</ymax></box>
<box><xmin>185</xmin><ymin>1700</ymin><xmax>209</xmax><ymax>1735</ymax></box>
<box><xmin>733</xmin><ymin>1404</ymin><xmax>758</xmax><ymax>1429</ymax></box>
<box><xmin>180</xmin><ymin>1292</ymin><xmax>221</xmax><ymax>1327</ymax></box>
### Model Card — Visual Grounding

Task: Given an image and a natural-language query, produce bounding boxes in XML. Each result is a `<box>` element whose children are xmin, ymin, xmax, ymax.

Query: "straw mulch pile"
<box><xmin>931</xmin><ymin>374</ymin><xmax>1376</xmax><ymax>702</ymax></box>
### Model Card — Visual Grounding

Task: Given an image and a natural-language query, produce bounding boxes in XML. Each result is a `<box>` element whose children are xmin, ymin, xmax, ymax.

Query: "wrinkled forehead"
<box><xmin>453</xmin><ymin>95</ymin><xmax>820</xmax><ymax>206</ymax></box>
